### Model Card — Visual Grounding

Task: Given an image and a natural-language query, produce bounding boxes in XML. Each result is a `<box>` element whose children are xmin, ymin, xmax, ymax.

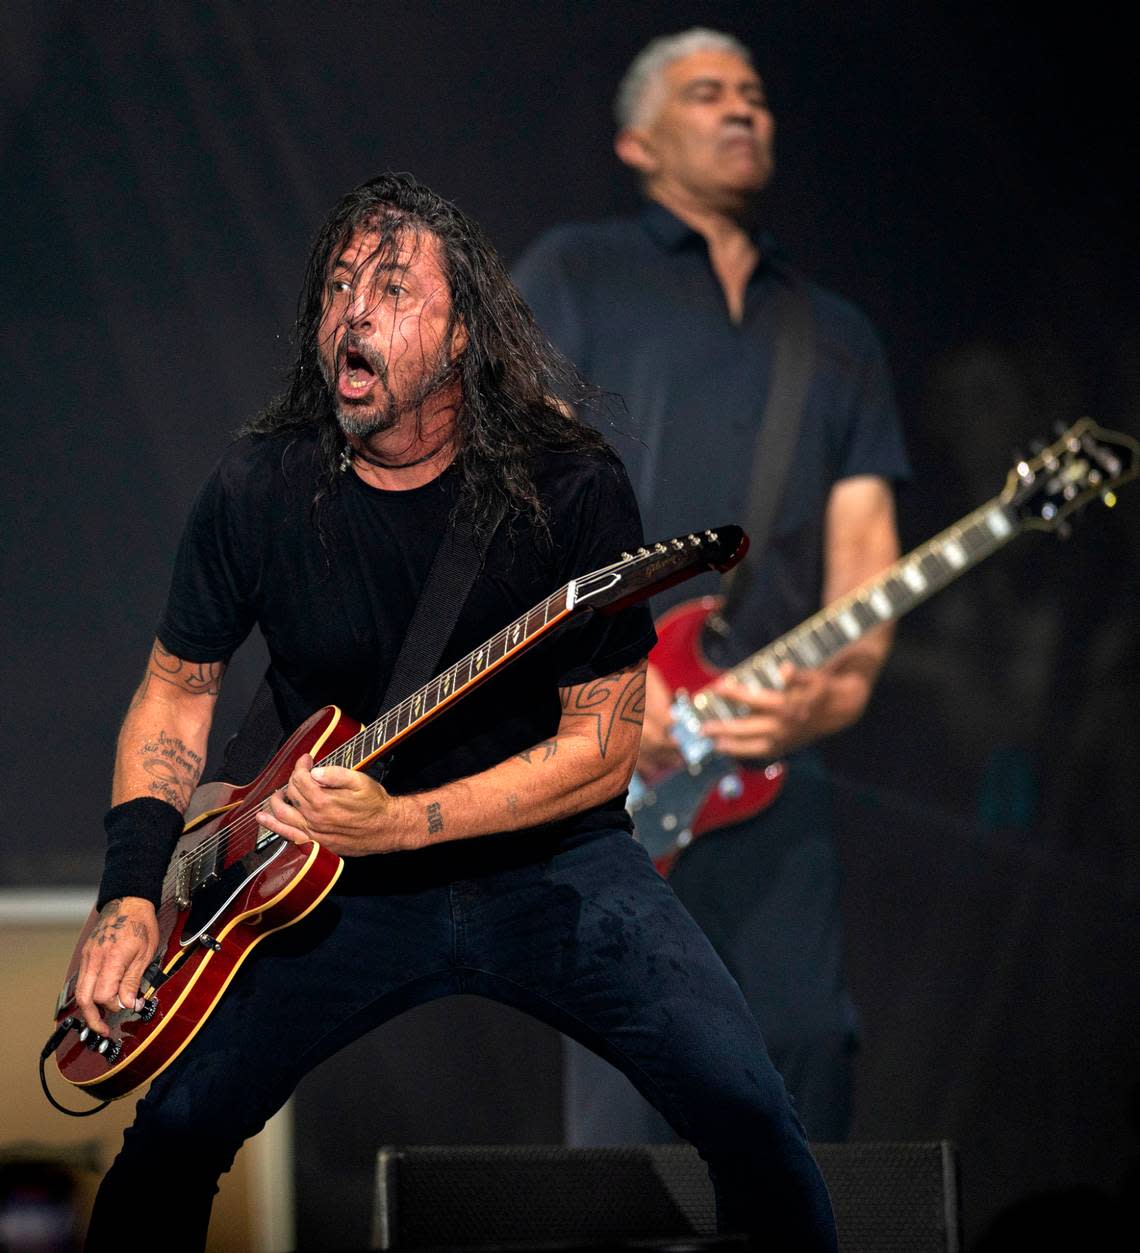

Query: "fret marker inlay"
<box><xmin>796</xmin><ymin>637</ymin><xmax>821</xmax><ymax>665</ymax></box>
<box><xmin>762</xmin><ymin>660</ymin><xmax>783</xmax><ymax>688</ymax></box>
<box><xmin>986</xmin><ymin>509</ymin><xmax>1013</xmax><ymax>538</ymax></box>
<box><xmin>868</xmin><ymin>588</ymin><xmax>892</xmax><ymax>619</ymax></box>
<box><xmin>942</xmin><ymin>539</ymin><xmax>967</xmax><ymax>568</ymax></box>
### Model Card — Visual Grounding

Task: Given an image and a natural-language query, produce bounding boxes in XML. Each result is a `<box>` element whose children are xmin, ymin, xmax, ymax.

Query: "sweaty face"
<box><xmin>638</xmin><ymin>50</ymin><xmax>774</xmax><ymax>204</ymax></box>
<box><xmin>317</xmin><ymin>226</ymin><xmax>459</xmax><ymax>439</ymax></box>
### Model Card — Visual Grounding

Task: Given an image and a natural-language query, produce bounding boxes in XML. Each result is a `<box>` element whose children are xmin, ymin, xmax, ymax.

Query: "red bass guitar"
<box><xmin>48</xmin><ymin>525</ymin><xmax>746</xmax><ymax>1105</ymax></box>
<box><xmin>627</xmin><ymin>419</ymin><xmax>1138</xmax><ymax>873</ymax></box>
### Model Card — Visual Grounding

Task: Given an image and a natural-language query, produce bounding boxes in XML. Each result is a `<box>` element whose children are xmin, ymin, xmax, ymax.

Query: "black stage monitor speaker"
<box><xmin>371</xmin><ymin>1141</ymin><xmax>960</xmax><ymax>1252</ymax></box>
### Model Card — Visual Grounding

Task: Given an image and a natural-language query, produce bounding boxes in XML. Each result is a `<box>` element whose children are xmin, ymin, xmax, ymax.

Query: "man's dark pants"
<box><xmin>86</xmin><ymin>828</ymin><xmax>837</xmax><ymax>1251</ymax></box>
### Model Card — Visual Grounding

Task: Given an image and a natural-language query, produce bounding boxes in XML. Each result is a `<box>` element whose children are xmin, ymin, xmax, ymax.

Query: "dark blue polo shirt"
<box><xmin>513</xmin><ymin>203</ymin><xmax>909</xmax><ymax>661</ymax></box>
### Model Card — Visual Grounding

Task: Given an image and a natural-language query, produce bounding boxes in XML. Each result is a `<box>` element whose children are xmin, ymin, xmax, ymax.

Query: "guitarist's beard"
<box><xmin>324</xmin><ymin>337</ymin><xmax>459</xmax><ymax>445</ymax></box>
<box><xmin>336</xmin><ymin>394</ymin><xmax>399</xmax><ymax>440</ymax></box>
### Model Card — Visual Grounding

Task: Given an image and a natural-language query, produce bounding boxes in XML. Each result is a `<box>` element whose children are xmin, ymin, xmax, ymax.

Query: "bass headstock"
<box><xmin>1003</xmin><ymin>418</ymin><xmax>1139</xmax><ymax>533</ymax></box>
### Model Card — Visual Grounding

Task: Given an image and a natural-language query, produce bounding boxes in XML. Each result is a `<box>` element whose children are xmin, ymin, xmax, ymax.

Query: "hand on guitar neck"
<box><xmin>637</xmin><ymin>653</ymin><xmax>877</xmax><ymax>777</ymax></box>
<box><xmin>701</xmin><ymin>662</ymin><xmax>841</xmax><ymax>762</ymax></box>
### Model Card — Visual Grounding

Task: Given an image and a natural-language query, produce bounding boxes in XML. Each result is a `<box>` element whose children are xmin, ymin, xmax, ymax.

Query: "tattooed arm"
<box><xmin>258</xmin><ymin>658</ymin><xmax>648</xmax><ymax>856</ymax></box>
<box><xmin>112</xmin><ymin>638</ymin><xmax>223</xmax><ymax>807</ymax></box>
<box><xmin>75</xmin><ymin>639</ymin><xmax>224</xmax><ymax>1033</ymax></box>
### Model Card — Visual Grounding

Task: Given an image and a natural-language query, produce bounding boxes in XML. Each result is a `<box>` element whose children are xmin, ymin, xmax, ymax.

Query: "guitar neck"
<box><xmin>319</xmin><ymin>581</ymin><xmax>578</xmax><ymax>773</ymax></box>
<box><xmin>702</xmin><ymin>495</ymin><xmax>1020</xmax><ymax>712</ymax></box>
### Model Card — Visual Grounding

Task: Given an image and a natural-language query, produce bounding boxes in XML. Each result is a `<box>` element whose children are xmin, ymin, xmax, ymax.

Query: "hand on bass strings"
<box><xmin>74</xmin><ymin>897</ymin><xmax>158</xmax><ymax>1034</ymax></box>
<box><xmin>257</xmin><ymin>753</ymin><xmax>413</xmax><ymax>856</ymax></box>
<box><xmin>702</xmin><ymin>662</ymin><xmax>833</xmax><ymax>761</ymax></box>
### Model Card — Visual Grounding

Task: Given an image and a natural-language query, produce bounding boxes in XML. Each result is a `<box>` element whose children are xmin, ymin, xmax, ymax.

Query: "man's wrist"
<box><xmin>97</xmin><ymin>797</ymin><xmax>185</xmax><ymax>911</ymax></box>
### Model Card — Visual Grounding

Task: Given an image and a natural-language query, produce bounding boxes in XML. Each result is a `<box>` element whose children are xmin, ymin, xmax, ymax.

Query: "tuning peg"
<box><xmin>1012</xmin><ymin>451</ymin><xmax>1034</xmax><ymax>481</ymax></box>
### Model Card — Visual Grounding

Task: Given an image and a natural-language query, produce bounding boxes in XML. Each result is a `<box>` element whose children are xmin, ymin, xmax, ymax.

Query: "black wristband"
<box><xmin>96</xmin><ymin>797</ymin><xmax>186</xmax><ymax>912</ymax></box>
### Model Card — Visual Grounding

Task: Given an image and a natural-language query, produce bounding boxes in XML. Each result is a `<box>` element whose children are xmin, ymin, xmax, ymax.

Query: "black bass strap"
<box><xmin>714</xmin><ymin>275</ymin><xmax>815</xmax><ymax>626</ymax></box>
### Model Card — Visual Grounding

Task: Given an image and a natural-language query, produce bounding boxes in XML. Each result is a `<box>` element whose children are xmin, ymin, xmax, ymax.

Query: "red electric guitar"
<box><xmin>627</xmin><ymin>418</ymin><xmax>1138</xmax><ymax>873</ymax></box>
<box><xmin>48</xmin><ymin>525</ymin><xmax>746</xmax><ymax>1105</ymax></box>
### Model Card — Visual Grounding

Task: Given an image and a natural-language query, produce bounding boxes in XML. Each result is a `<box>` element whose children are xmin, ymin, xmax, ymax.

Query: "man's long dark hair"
<box><xmin>244</xmin><ymin>171</ymin><xmax>610</xmax><ymax>540</ymax></box>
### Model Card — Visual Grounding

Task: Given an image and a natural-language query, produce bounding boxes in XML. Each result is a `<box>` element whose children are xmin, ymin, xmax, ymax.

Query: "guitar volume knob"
<box><xmin>717</xmin><ymin>773</ymin><xmax>744</xmax><ymax>800</ymax></box>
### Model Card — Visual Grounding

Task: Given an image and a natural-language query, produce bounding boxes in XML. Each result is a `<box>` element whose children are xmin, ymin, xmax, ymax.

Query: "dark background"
<box><xmin>4</xmin><ymin>1</ymin><xmax>1138</xmax><ymax>1247</ymax></box>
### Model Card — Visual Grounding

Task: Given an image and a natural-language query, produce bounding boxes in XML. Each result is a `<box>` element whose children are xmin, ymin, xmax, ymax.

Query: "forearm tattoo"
<box><xmin>138</xmin><ymin>730</ymin><xmax>204</xmax><ymax>809</ymax></box>
<box><xmin>91</xmin><ymin>900</ymin><xmax>148</xmax><ymax>946</ymax></box>
<box><xmin>426</xmin><ymin>802</ymin><xmax>444</xmax><ymax>835</ymax></box>
<box><xmin>513</xmin><ymin>738</ymin><xmax>558</xmax><ymax>765</ymax></box>
<box><xmin>559</xmin><ymin>661</ymin><xmax>647</xmax><ymax>759</ymax></box>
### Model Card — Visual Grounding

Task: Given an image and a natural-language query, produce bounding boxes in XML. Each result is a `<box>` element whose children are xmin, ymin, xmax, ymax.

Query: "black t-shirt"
<box><xmin>157</xmin><ymin>430</ymin><xmax>655</xmax><ymax>843</ymax></box>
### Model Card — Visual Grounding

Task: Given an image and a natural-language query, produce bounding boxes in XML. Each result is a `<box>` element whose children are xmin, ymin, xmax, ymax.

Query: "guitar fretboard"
<box><xmin>320</xmin><ymin>582</ymin><xmax>577</xmax><ymax>772</ymax></box>
<box><xmin>691</xmin><ymin>497</ymin><xmax>1019</xmax><ymax>720</ymax></box>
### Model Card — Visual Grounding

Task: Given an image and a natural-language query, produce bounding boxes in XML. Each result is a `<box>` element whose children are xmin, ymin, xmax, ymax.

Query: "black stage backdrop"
<box><xmin>3</xmin><ymin>2</ymin><xmax>1138</xmax><ymax>1246</ymax></box>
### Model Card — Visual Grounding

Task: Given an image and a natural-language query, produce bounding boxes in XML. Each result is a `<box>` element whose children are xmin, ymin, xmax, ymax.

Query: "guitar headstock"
<box><xmin>575</xmin><ymin>525</ymin><xmax>748</xmax><ymax>614</ymax></box>
<box><xmin>1002</xmin><ymin>419</ymin><xmax>1139</xmax><ymax>532</ymax></box>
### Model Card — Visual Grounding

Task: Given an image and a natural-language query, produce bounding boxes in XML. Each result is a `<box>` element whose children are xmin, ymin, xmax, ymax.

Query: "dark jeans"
<box><xmin>566</xmin><ymin>756</ymin><xmax>857</xmax><ymax>1147</ymax></box>
<box><xmin>87</xmin><ymin>828</ymin><xmax>836</xmax><ymax>1251</ymax></box>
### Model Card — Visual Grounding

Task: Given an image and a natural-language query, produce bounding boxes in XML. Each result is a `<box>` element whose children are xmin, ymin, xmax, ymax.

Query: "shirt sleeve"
<box><xmin>545</xmin><ymin>454</ymin><xmax>657</xmax><ymax>688</ymax></box>
<box><xmin>511</xmin><ymin>229</ymin><xmax>589</xmax><ymax>374</ymax></box>
<box><xmin>155</xmin><ymin>451</ymin><xmax>259</xmax><ymax>662</ymax></box>
<box><xmin>836</xmin><ymin>319</ymin><xmax>911</xmax><ymax>485</ymax></box>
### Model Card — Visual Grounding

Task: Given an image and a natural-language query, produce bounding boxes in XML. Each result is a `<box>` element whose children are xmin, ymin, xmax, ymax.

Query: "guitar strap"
<box><xmin>711</xmin><ymin>273</ymin><xmax>815</xmax><ymax>633</ymax></box>
<box><xmin>379</xmin><ymin>510</ymin><xmax>486</xmax><ymax>710</ymax></box>
<box><xmin>215</xmin><ymin>496</ymin><xmax>492</xmax><ymax>784</ymax></box>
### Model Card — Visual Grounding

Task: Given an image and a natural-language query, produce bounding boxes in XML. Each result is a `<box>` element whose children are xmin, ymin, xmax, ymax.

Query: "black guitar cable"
<box><xmin>39</xmin><ymin>1019</ymin><xmax>111</xmax><ymax>1117</ymax></box>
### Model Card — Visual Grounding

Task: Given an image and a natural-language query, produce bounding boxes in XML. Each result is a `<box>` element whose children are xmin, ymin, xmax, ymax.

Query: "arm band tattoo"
<box><xmin>559</xmin><ymin>665</ymin><xmax>647</xmax><ymax>758</ymax></box>
<box><xmin>150</xmin><ymin>641</ymin><xmax>225</xmax><ymax>695</ymax></box>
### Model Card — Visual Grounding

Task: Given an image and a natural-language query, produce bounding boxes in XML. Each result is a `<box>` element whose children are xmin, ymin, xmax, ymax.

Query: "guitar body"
<box><xmin>47</xmin><ymin>527</ymin><xmax>750</xmax><ymax>1108</ymax></box>
<box><xmin>53</xmin><ymin>706</ymin><xmax>354</xmax><ymax>1100</ymax></box>
<box><xmin>637</xmin><ymin>598</ymin><xmax>785</xmax><ymax>873</ymax></box>
<box><xmin>631</xmin><ymin>420</ymin><xmax>1140</xmax><ymax>874</ymax></box>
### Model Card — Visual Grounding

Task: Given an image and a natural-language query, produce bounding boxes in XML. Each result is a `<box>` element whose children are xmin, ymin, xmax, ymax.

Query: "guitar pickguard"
<box><xmin>179</xmin><ymin>835</ymin><xmax>287</xmax><ymax>946</ymax></box>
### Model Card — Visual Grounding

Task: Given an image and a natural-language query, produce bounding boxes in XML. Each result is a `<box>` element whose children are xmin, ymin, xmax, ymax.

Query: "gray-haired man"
<box><xmin>515</xmin><ymin>28</ymin><xmax>908</xmax><ymax>1144</ymax></box>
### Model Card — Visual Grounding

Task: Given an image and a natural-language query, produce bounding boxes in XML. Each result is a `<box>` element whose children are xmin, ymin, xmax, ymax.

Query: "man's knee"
<box><xmin>121</xmin><ymin>1049</ymin><xmax>277</xmax><ymax>1168</ymax></box>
